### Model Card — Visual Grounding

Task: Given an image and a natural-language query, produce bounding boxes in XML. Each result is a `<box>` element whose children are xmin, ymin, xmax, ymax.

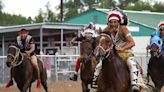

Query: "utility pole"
<box><xmin>60</xmin><ymin>0</ymin><xmax>63</xmax><ymax>22</ymax></box>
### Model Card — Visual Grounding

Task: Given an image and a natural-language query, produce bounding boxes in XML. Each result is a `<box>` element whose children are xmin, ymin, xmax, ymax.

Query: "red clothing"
<box><xmin>75</xmin><ymin>57</ymin><xmax>81</xmax><ymax>72</ymax></box>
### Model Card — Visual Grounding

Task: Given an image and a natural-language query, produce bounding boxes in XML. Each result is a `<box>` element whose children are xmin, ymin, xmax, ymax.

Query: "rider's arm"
<box><xmin>28</xmin><ymin>44</ymin><xmax>35</xmax><ymax>53</ymax></box>
<box><xmin>27</xmin><ymin>37</ymin><xmax>35</xmax><ymax>53</ymax></box>
<box><xmin>71</xmin><ymin>36</ymin><xmax>78</xmax><ymax>44</ymax></box>
<box><xmin>120</xmin><ymin>26</ymin><xmax>135</xmax><ymax>50</ymax></box>
<box><xmin>71</xmin><ymin>35</ymin><xmax>83</xmax><ymax>44</ymax></box>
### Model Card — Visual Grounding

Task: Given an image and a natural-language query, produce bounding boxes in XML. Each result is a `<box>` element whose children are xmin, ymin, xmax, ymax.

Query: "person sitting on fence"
<box><xmin>6</xmin><ymin>28</ymin><xmax>41</xmax><ymax>88</ymax></box>
<box><xmin>70</xmin><ymin>22</ymin><xmax>97</xmax><ymax>81</ymax></box>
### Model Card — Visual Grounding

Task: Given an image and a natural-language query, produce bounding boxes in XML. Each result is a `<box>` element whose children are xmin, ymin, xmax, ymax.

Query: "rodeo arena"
<box><xmin>0</xmin><ymin>8</ymin><xmax>164</xmax><ymax>92</ymax></box>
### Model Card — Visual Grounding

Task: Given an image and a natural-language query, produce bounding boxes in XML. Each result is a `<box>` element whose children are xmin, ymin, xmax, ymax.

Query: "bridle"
<box><xmin>150</xmin><ymin>44</ymin><xmax>163</xmax><ymax>58</ymax></box>
<box><xmin>95</xmin><ymin>33</ymin><xmax>113</xmax><ymax>60</ymax></box>
<box><xmin>7</xmin><ymin>45</ymin><xmax>24</xmax><ymax>67</ymax></box>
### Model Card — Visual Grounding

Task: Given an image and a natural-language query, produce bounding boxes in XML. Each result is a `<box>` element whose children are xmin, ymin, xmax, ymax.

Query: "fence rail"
<box><xmin>0</xmin><ymin>54</ymin><xmax>150</xmax><ymax>84</ymax></box>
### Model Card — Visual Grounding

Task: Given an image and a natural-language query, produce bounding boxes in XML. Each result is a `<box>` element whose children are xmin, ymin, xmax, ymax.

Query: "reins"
<box><xmin>8</xmin><ymin>45</ymin><xmax>24</xmax><ymax>67</ymax></box>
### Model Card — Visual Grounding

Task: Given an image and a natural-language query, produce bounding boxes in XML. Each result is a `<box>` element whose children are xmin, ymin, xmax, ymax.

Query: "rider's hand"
<box><xmin>115</xmin><ymin>45</ymin><xmax>124</xmax><ymax>52</ymax></box>
<box><xmin>25</xmin><ymin>51</ymin><xmax>31</xmax><ymax>56</ymax></box>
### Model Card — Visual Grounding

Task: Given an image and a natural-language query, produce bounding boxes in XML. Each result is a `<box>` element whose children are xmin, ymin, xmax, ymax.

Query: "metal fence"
<box><xmin>0</xmin><ymin>54</ymin><xmax>150</xmax><ymax>84</ymax></box>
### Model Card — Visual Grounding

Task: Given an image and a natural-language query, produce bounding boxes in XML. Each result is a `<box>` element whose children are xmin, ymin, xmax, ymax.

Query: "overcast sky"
<box><xmin>2</xmin><ymin>0</ymin><xmax>164</xmax><ymax>19</ymax></box>
<box><xmin>2</xmin><ymin>0</ymin><xmax>60</xmax><ymax>19</ymax></box>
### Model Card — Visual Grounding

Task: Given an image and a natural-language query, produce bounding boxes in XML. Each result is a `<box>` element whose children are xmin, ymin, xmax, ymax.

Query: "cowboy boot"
<box><xmin>127</xmin><ymin>56</ymin><xmax>140</xmax><ymax>91</ymax></box>
<box><xmin>70</xmin><ymin>73</ymin><xmax>78</xmax><ymax>81</ymax></box>
<box><xmin>70</xmin><ymin>58</ymin><xmax>81</xmax><ymax>81</ymax></box>
<box><xmin>6</xmin><ymin>68</ymin><xmax>14</xmax><ymax>88</ymax></box>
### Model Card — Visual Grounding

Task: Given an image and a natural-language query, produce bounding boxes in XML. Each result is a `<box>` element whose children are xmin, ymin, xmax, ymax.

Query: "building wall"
<box><xmin>133</xmin><ymin>37</ymin><xmax>150</xmax><ymax>54</ymax></box>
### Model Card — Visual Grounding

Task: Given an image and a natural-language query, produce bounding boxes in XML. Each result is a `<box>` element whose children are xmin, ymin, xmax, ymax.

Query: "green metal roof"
<box><xmin>95</xmin><ymin>8</ymin><xmax>164</xmax><ymax>28</ymax></box>
<box><xmin>64</xmin><ymin>8</ymin><xmax>164</xmax><ymax>36</ymax></box>
<box><xmin>64</xmin><ymin>9</ymin><xmax>107</xmax><ymax>25</ymax></box>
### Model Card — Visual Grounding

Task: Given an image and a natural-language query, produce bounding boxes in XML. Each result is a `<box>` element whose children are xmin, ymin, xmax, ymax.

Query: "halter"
<box><xmin>95</xmin><ymin>33</ymin><xmax>113</xmax><ymax>59</ymax></box>
<box><xmin>8</xmin><ymin>45</ymin><xmax>24</xmax><ymax>67</ymax></box>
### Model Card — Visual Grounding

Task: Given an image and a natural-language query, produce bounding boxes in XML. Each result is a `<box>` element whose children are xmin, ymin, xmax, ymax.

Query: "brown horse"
<box><xmin>80</xmin><ymin>39</ymin><xmax>97</xmax><ymax>92</ymax></box>
<box><xmin>95</xmin><ymin>33</ymin><xmax>139</xmax><ymax>92</ymax></box>
<box><xmin>147</xmin><ymin>36</ymin><xmax>164</xmax><ymax>92</ymax></box>
<box><xmin>6</xmin><ymin>44</ymin><xmax>48</xmax><ymax>92</ymax></box>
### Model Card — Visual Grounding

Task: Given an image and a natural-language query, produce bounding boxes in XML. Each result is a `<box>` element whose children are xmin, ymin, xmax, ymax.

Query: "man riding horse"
<box><xmin>91</xmin><ymin>8</ymin><xmax>142</xmax><ymax>91</ymax></box>
<box><xmin>70</xmin><ymin>22</ymin><xmax>97</xmax><ymax>81</ymax></box>
<box><xmin>147</xmin><ymin>21</ymin><xmax>164</xmax><ymax>50</ymax></box>
<box><xmin>6</xmin><ymin>28</ymin><xmax>41</xmax><ymax>88</ymax></box>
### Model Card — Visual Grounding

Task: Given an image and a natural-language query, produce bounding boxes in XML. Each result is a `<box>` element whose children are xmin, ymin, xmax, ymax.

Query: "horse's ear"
<box><xmin>8</xmin><ymin>43</ymin><xmax>19</xmax><ymax>47</ymax></box>
<box><xmin>8</xmin><ymin>43</ymin><xmax>15</xmax><ymax>47</ymax></box>
<box><xmin>103</xmin><ymin>31</ymin><xmax>111</xmax><ymax>36</ymax></box>
<box><xmin>95</xmin><ymin>27</ymin><xmax>103</xmax><ymax>34</ymax></box>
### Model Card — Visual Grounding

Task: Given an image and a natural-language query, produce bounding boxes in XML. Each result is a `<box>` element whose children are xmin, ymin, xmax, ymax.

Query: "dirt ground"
<box><xmin>0</xmin><ymin>81</ymin><xmax>82</xmax><ymax>92</ymax></box>
<box><xmin>0</xmin><ymin>80</ymin><xmax>164</xmax><ymax>92</ymax></box>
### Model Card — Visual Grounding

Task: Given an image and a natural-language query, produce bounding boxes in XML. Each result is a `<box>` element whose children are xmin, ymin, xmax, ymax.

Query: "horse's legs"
<box><xmin>154</xmin><ymin>86</ymin><xmax>162</xmax><ymax>92</ymax></box>
<box><xmin>82</xmin><ymin>82</ymin><xmax>90</xmax><ymax>92</ymax></box>
<box><xmin>40</xmin><ymin>66</ymin><xmax>48</xmax><ymax>92</ymax></box>
<box><xmin>41</xmin><ymin>79</ymin><xmax>48</xmax><ymax>92</ymax></box>
<box><xmin>29</xmin><ymin>84</ymin><xmax>32</xmax><ymax>92</ymax></box>
<box><xmin>22</xmin><ymin>79</ymin><xmax>31</xmax><ymax>92</ymax></box>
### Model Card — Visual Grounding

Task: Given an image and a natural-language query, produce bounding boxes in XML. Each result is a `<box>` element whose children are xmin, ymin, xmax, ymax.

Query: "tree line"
<box><xmin>0</xmin><ymin>0</ymin><xmax>163</xmax><ymax>26</ymax></box>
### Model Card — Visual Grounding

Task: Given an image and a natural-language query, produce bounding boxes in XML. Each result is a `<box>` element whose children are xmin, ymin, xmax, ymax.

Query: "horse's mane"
<box><xmin>100</xmin><ymin>31</ymin><xmax>111</xmax><ymax>36</ymax></box>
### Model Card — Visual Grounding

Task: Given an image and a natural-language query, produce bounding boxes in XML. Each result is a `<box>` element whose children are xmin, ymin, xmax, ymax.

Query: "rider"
<box><xmin>147</xmin><ymin>21</ymin><xmax>164</xmax><ymax>50</ymax></box>
<box><xmin>6</xmin><ymin>28</ymin><xmax>41</xmax><ymax>88</ymax></box>
<box><xmin>70</xmin><ymin>22</ymin><xmax>97</xmax><ymax>81</ymax></box>
<box><xmin>91</xmin><ymin>8</ymin><xmax>141</xmax><ymax>91</ymax></box>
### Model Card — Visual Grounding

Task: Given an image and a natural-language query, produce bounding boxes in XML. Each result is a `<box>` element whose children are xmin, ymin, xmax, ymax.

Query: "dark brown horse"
<box><xmin>95</xmin><ymin>33</ymin><xmax>139</xmax><ymax>92</ymax></box>
<box><xmin>147</xmin><ymin>36</ymin><xmax>164</xmax><ymax>92</ymax></box>
<box><xmin>80</xmin><ymin>39</ymin><xmax>97</xmax><ymax>92</ymax></box>
<box><xmin>6</xmin><ymin>44</ymin><xmax>48</xmax><ymax>92</ymax></box>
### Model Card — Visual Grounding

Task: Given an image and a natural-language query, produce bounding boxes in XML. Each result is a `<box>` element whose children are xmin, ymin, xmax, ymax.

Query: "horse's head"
<box><xmin>149</xmin><ymin>36</ymin><xmax>163</xmax><ymax>57</ymax></box>
<box><xmin>81</xmin><ymin>40</ymin><xmax>94</xmax><ymax>62</ymax></box>
<box><xmin>95</xmin><ymin>33</ymin><xmax>113</xmax><ymax>61</ymax></box>
<box><xmin>6</xmin><ymin>44</ymin><xmax>23</xmax><ymax>67</ymax></box>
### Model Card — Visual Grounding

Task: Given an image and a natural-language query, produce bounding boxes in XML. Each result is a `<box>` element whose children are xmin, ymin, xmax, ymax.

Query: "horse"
<box><xmin>6</xmin><ymin>44</ymin><xmax>48</xmax><ymax>92</ymax></box>
<box><xmin>94</xmin><ymin>33</ymin><xmax>140</xmax><ymax>92</ymax></box>
<box><xmin>80</xmin><ymin>39</ymin><xmax>97</xmax><ymax>92</ymax></box>
<box><xmin>147</xmin><ymin>36</ymin><xmax>164</xmax><ymax>92</ymax></box>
